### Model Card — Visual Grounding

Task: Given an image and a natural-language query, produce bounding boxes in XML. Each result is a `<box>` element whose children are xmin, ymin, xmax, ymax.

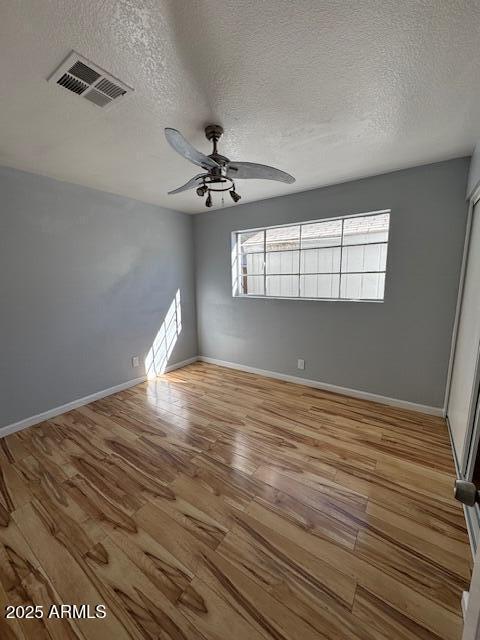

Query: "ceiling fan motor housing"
<box><xmin>204</xmin><ymin>124</ymin><xmax>224</xmax><ymax>143</ymax></box>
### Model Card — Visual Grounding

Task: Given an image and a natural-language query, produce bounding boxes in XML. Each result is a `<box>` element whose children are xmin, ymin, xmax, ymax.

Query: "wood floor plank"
<box><xmin>188</xmin><ymin>452</ymin><xmax>276</xmax><ymax>510</ymax></box>
<box><xmin>0</xmin><ymin>578</ymin><xmax>26</xmax><ymax>640</ymax></box>
<box><xmin>0</xmin><ymin>434</ymin><xmax>30</xmax><ymax>465</ymax></box>
<box><xmin>149</xmin><ymin>472</ymin><xmax>242</xmax><ymax>549</ymax></box>
<box><xmin>84</xmin><ymin>535</ymin><xmax>206</xmax><ymax>639</ymax></box>
<box><xmin>16</xmin><ymin>566</ymin><xmax>84</xmax><ymax>640</ymax></box>
<box><xmin>134</xmin><ymin>501</ymin><xmax>212</xmax><ymax>578</ymax></box>
<box><xmin>254</xmin><ymin>484</ymin><xmax>359</xmax><ymax>550</ymax></box>
<box><xmin>0</xmin><ymin>362</ymin><xmax>471</xmax><ymax>640</ymax></box>
<box><xmin>201</xmin><ymin>443</ymin><xmax>259</xmax><ymax>475</ymax></box>
<box><xmin>354</xmin><ymin>529</ymin><xmax>468</xmax><ymax>614</ymax></box>
<box><xmin>178</xmin><ymin>576</ymin><xmax>265</xmax><ymax>640</ymax></box>
<box><xmin>0</xmin><ymin>579</ymin><xmax>51</xmax><ymax>640</ymax></box>
<box><xmin>246</xmin><ymin>500</ymin><xmax>463</xmax><ymax>640</ymax></box>
<box><xmin>0</xmin><ymin>462</ymin><xmax>32</xmax><ymax>516</ymax></box>
<box><xmin>12</xmin><ymin>502</ymin><xmax>131</xmax><ymax>640</ymax></box>
<box><xmin>225</xmin><ymin>509</ymin><xmax>356</xmax><ymax>608</ymax></box>
<box><xmin>375</xmin><ymin>456</ymin><xmax>458</xmax><ymax>502</ymax></box>
<box><xmin>0</xmin><ymin>518</ymin><xmax>42</xmax><ymax>595</ymax></box>
<box><xmin>15</xmin><ymin>427</ymin><xmax>77</xmax><ymax>479</ymax></box>
<box><xmin>352</xmin><ymin>586</ymin><xmax>444</xmax><ymax>640</ymax></box>
<box><xmin>254</xmin><ymin>462</ymin><xmax>366</xmax><ymax>510</ymax></box>
<box><xmin>63</xmin><ymin>473</ymin><xmax>140</xmax><ymax>534</ymax></box>
<box><xmin>334</xmin><ymin>466</ymin><xmax>467</xmax><ymax>540</ymax></box>
<box><xmin>365</xmin><ymin>502</ymin><xmax>471</xmax><ymax>578</ymax></box>
<box><xmin>192</xmin><ymin>547</ymin><xmax>326</xmax><ymax>640</ymax></box>
<box><xmin>216</xmin><ymin>529</ymin><xmax>374</xmax><ymax>639</ymax></box>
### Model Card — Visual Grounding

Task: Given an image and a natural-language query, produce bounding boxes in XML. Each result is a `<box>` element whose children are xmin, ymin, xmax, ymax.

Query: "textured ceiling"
<box><xmin>0</xmin><ymin>1</ymin><xmax>479</xmax><ymax>214</ymax></box>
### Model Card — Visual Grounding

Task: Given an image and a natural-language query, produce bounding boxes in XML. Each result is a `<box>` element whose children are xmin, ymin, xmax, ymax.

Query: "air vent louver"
<box><xmin>68</xmin><ymin>60</ymin><xmax>100</xmax><ymax>84</ymax></box>
<box><xmin>48</xmin><ymin>51</ymin><xmax>133</xmax><ymax>108</ymax></box>
<box><xmin>84</xmin><ymin>89</ymin><xmax>113</xmax><ymax>107</ymax></box>
<box><xmin>95</xmin><ymin>78</ymin><xmax>126</xmax><ymax>99</ymax></box>
<box><xmin>57</xmin><ymin>73</ymin><xmax>88</xmax><ymax>95</ymax></box>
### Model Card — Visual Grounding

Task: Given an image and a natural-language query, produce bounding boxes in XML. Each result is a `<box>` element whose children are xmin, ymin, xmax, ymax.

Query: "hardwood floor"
<box><xmin>0</xmin><ymin>361</ymin><xmax>472</xmax><ymax>639</ymax></box>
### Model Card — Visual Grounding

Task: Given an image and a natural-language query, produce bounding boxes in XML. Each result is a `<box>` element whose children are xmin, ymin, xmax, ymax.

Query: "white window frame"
<box><xmin>231</xmin><ymin>209</ymin><xmax>390</xmax><ymax>303</ymax></box>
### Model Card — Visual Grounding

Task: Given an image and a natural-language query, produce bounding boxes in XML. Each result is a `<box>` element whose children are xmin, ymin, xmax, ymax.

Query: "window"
<box><xmin>232</xmin><ymin>210</ymin><xmax>390</xmax><ymax>301</ymax></box>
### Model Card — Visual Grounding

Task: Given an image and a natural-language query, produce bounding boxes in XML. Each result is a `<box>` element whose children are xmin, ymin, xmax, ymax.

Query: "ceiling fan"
<box><xmin>164</xmin><ymin>125</ymin><xmax>295</xmax><ymax>207</ymax></box>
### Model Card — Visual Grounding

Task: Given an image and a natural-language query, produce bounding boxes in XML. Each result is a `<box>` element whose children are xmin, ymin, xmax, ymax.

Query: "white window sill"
<box><xmin>232</xmin><ymin>294</ymin><xmax>384</xmax><ymax>303</ymax></box>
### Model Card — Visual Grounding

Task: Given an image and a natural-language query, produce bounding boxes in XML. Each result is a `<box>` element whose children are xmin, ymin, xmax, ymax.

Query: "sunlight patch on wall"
<box><xmin>145</xmin><ymin>289</ymin><xmax>182</xmax><ymax>379</ymax></box>
<box><xmin>231</xmin><ymin>236</ymin><xmax>239</xmax><ymax>296</ymax></box>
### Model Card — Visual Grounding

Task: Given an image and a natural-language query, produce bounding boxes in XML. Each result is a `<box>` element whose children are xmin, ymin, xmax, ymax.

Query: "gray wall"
<box><xmin>0</xmin><ymin>166</ymin><xmax>197</xmax><ymax>428</ymax></box>
<box><xmin>194</xmin><ymin>158</ymin><xmax>469</xmax><ymax>408</ymax></box>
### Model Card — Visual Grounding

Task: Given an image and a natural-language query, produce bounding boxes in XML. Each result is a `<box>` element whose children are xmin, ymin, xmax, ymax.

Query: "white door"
<box><xmin>453</xmin><ymin>196</ymin><xmax>480</xmax><ymax>638</ymax></box>
<box><xmin>459</xmin><ymin>464</ymin><xmax>480</xmax><ymax>640</ymax></box>
<box><xmin>448</xmin><ymin>200</ymin><xmax>480</xmax><ymax>470</ymax></box>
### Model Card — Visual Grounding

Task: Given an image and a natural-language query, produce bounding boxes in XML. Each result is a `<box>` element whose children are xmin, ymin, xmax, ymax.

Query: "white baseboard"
<box><xmin>163</xmin><ymin>356</ymin><xmax>198</xmax><ymax>373</ymax></box>
<box><xmin>198</xmin><ymin>356</ymin><xmax>444</xmax><ymax>416</ymax></box>
<box><xmin>0</xmin><ymin>375</ymin><xmax>146</xmax><ymax>439</ymax></box>
<box><xmin>0</xmin><ymin>353</ymin><xmax>443</xmax><ymax>439</ymax></box>
<box><xmin>0</xmin><ymin>356</ymin><xmax>199</xmax><ymax>439</ymax></box>
<box><xmin>462</xmin><ymin>591</ymin><xmax>469</xmax><ymax>619</ymax></box>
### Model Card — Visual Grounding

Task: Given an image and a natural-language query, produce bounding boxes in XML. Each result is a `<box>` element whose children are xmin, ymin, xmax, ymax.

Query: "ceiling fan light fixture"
<box><xmin>230</xmin><ymin>189</ymin><xmax>241</xmax><ymax>203</ymax></box>
<box><xmin>196</xmin><ymin>185</ymin><xmax>207</xmax><ymax>196</ymax></box>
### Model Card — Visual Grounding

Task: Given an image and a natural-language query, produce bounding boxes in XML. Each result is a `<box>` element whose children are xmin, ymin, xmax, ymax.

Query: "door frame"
<box><xmin>445</xmin><ymin>188</ymin><xmax>480</xmax><ymax>554</ymax></box>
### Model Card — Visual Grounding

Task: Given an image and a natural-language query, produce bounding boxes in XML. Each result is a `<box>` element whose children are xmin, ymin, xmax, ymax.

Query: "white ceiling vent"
<box><xmin>48</xmin><ymin>51</ymin><xmax>133</xmax><ymax>108</ymax></box>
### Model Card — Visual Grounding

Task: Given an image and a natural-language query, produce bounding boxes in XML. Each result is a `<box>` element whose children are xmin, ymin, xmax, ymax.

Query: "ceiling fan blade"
<box><xmin>165</xmin><ymin>128</ymin><xmax>219</xmax><ymax>171</ymax></box>
<box><xmin>168</xmin><ymin>173</ymin><xmax>206</xmax><ymax>195</ymax></box>
<box><xmin>227</xmin><ymin>161</ymin><xmax>295</xmax><ymax>184</ymax></box>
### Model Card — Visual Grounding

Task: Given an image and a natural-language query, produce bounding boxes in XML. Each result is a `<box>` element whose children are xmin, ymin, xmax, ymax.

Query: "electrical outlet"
<box><xmin>131</xmin><ymin>356</ymin><xmax>140</xmax><ymax>368</ymax></box>
<box><xmin>297</xmin><ymin>358</ymin><xmax>305</xmax><ymax>370</ymax></box>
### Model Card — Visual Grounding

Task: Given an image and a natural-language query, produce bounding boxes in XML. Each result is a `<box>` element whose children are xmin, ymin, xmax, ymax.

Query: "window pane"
<box><xmin>238</xmin><ymin>230</ymin><xmax>264</xmax><ymax>254</ymax></box>
<box><xmin>300</xmin><ymin>247</ymin><xmax>341</xmax><ymax>274</ymax></box>
<box><xmin>300</xmin><ymin>274</ymin><xmax>340</xmax><ymax>298</ymax></box>
<box><xmin>266</xmin><ymin>250</ymin><xmax>299</xmax><ymax>274</ymax></box>
<box><xmin>343</xmin><ymin>213</ymin><xmax>389</xmax><ymax>245</ymax></box>
<box><xmin>243</xmin><ymin>252</ymin><xmax>265</xmax><ymax>275</ymax></box>
<box><xmin>340</xmin><ymin>273</ymin><xmax>385</xmax><ymax>299</ymax></box>
<box><xmin>233</xmin><ymin>211</ymin><xmax>389</xmax><ymax>301</ymax></box>
<box><xmin>341</xmin><ymin>243</ymin><xmax>387</xmax><ymax>273</ymax></box>
<box><xmin>241</xmin><ymin>275</ymin><xmax>264</xmax><ymax>295</ymax></box>
<box><xmin>266</xmin><ymin>225</ymin><xmax>300</xmax><ymax>251</ymax></box>
<box><xmin>301</xmin><ymin>220</ymin><xmax>342</xmax><ymax>249</ymax></box>
<box><xmin>266</xmin><ymin>275</ymin><xmax>298</xmax><ymax>297</ymax></box>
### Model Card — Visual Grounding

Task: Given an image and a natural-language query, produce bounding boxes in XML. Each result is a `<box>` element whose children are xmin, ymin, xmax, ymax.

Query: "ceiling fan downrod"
<box><xmin>200</xmin><ymin>124</ymin><xmax>241</xmax><ymax>207</ymax></box>
<box><xmin>195</xmin><ymin>128</ymin><xmax>242</xmax><ymax>206</ymax></box>
<box><xmin>204</xmin><ymin>124</ymin><xmax>223</xmax><ymax>155</ymax></box>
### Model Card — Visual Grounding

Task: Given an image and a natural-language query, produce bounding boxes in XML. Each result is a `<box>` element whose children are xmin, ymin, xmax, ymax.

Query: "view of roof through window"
<box><xmin>232</xmin><ymin>211</ymin><xmax>390</xmax><ymax>301</ymax></box>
